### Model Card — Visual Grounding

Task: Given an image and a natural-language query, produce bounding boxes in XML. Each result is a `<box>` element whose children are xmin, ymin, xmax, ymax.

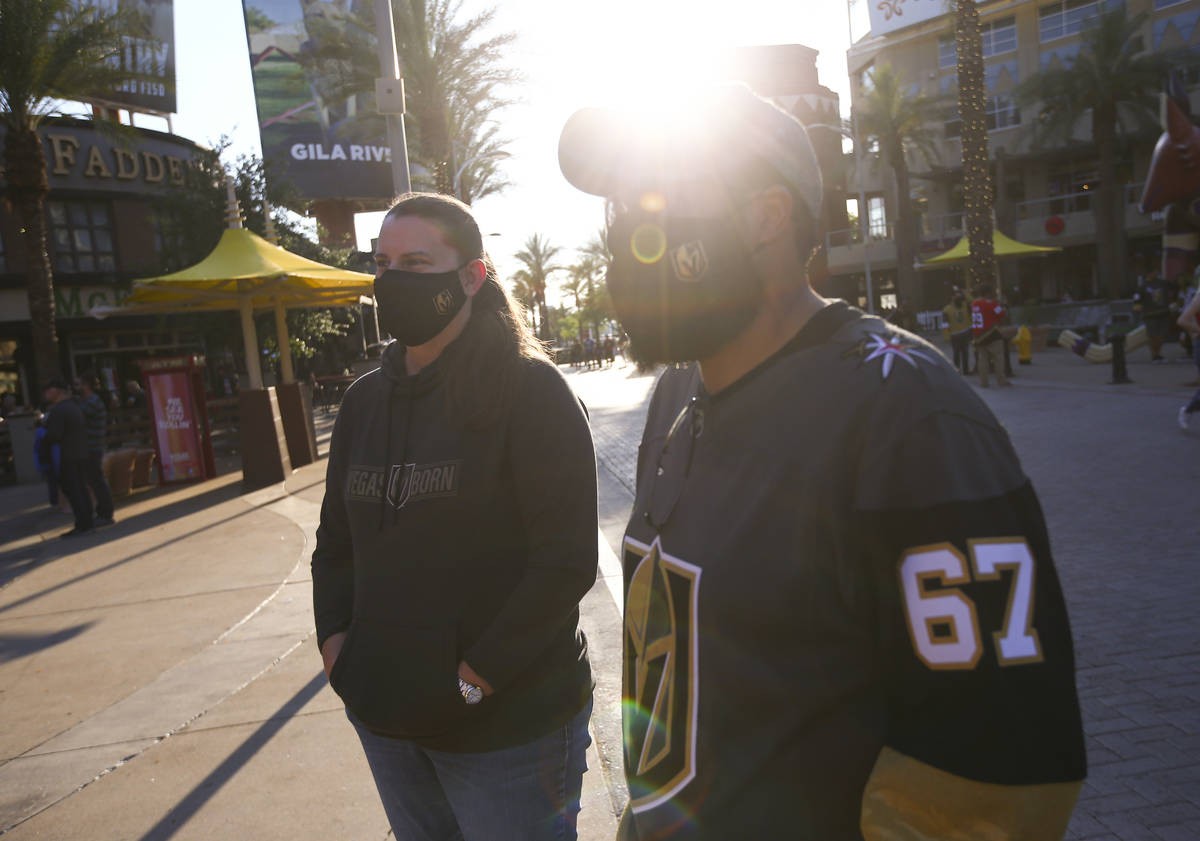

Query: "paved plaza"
<box><xmin>0</xmin><ymin>338</ymin><xmax>1195</xmax><ymax>839</ymax></box>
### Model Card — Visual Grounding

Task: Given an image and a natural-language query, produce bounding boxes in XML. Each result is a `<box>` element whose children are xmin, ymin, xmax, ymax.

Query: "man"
<box><xmin>558</xmin><ymin>83</ymin><xmax>1085</xmax><ymax>840</ymax></box>
<box><xmin>943</xmin><ymin>288</ymin><xmax>973</xmax><ymax>375</ymax></box>
<box><xmin>1132</xmin><ymin>271</ymin><xmax>1172</xmax><ymax>362</ymax></box>
<box><xmin>970</xmin><ymin>284</ymin><xmax>1009</xmax><ymax>387</ymax></box>
<box><xmin>42</xmin><ymin>378</ymin><xmax>95</xmax><ymax>538</ymax></box>
<box><xmin>75</xmin><ymin>374</ymin><xmax>116</xmax><ymax>527</ymax></box>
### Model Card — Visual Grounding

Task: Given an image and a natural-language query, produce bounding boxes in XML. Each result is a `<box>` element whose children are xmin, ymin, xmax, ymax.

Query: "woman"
<box><xmin>312</xmin><ymin>194</ymin><xmax>598</xmax><ymax>840</ymax></box>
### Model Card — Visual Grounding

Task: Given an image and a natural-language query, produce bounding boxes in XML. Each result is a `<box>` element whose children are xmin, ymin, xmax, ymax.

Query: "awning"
<box><xmin>919</xmin><ymin>229</ymin><xmax>1061</xmax><ymax>268</ymax></box>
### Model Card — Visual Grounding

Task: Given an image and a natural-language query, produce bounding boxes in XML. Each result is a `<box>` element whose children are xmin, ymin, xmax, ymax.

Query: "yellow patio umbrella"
<box><xmin>92</xmin><ymin>182</ymin><xmax>375</xmax><ymax>389</ymax></box>
<box><xmin>919</xmin><ymin>229</ymin><xmax>1061</xmax><ymax>267</ymax></box>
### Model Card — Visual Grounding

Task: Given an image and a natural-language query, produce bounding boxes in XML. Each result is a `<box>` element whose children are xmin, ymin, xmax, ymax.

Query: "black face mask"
<box><xmin>605</xmin><ymin>211</ymin><xmax>763</xmax><ymax>365</ymax></box>
<box><xmin>374</xmin><ymin>265</ymin><xmax>469</xmax><ymax>347</ymax></box>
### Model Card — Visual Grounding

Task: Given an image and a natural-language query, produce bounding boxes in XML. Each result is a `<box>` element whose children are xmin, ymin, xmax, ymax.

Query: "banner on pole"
<box><xmin>147</xmin><ymin>371</ymin><xmax>204</xmax><ymax>482</ymax></box>
<box><xmin>91</xmin><ymin>0</ymin><xmax>176</xmax><ymax>113</ymax></box>
<box><xmin>241</xmin><ymin>0</ymin><xmax>394</xmax><ymax>200</ymax></box>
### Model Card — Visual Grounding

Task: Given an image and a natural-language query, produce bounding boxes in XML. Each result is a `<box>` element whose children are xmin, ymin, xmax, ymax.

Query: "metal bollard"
<box><xmin>1110</xmin><ymin>333</ymin><xmax>1133</xmax><ymax>384</ymax></box>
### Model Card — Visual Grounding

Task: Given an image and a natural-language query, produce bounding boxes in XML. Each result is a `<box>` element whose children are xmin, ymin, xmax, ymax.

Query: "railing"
<box><xmin>1016</xmin><ymin>181</ymin><xmax>1146</xmax><ymax>221</ymax></box>
<box><xmin>826</xmin><ymin>223</ymin><xmax>894</xmax><ymax>249</ymax></box>
<box><xmin>921</xmin><ymin>212</ymin><xmax>964</xmax><ymax>244</ymax></box>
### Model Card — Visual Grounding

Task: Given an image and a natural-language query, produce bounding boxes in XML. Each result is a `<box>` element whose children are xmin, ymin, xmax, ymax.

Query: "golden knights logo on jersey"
<box><xmin>623</xmin><ymin>536</ymin><xmax>702</xmax><ymax>812</ymax></box>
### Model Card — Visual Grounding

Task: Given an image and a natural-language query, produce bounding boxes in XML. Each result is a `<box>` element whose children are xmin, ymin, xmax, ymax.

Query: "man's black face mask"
<box><xmin>605</xmin><ymin>205</ymin><xmax>764</xmax><ymax>366</ymax></box>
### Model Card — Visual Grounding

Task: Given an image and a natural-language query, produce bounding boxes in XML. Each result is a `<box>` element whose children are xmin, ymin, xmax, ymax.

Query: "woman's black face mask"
<box><xmin>605</xmin><ymin>207</ymin><xmax>764</xmax><ymax>365</ymax></box>
<box><xmin>374</xmin><ymin>265</ymin><xmax>470</xmax><ymax>347</ymax></box>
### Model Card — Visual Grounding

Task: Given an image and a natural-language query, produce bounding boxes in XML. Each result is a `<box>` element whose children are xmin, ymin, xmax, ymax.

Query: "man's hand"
<box><xmin>320</xmin><ymin>631</ymin><xmax>348</xmax><ymax>679</ymax></box>
<box><xmin>458</xmin><ymin>660</ymin><xmax>495</xmax><ymax>696</ymax></box>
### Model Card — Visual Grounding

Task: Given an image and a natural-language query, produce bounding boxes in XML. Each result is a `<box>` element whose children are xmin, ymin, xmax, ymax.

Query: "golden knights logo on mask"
<box><xmin>433</xmin><ymin>289</ymin><xmax>457</xmax><ymax>315</ymax></box>
<box><xmin>623</xmin><ymin>536</ymin><xmax>701</xmax><ymax>812</ymax></box>
<box><xmin>669</xmin><ymin>241</ymin><xmax>709</xmax><ymax>282</ymax></box>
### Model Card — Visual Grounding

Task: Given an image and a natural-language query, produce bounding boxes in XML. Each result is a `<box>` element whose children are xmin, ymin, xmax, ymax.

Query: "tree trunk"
<box><xmin>957</xmin><ymin>0</ymin><xmax>997</xmax><ymax>296</ymax></box>
<box><xmin>891</xmin><ymin>148</ymin><xmax>920</xmax><ymax>308</ymax></box>
<box><xmin>1093</xmin><ymin>105</ymin><xmax>1119</xmax><ymax>299</ymax></box>
<box><xmin>4</xmin><ymin>123</ymin><xmax>61</xmax><ymax>391</ymax></box>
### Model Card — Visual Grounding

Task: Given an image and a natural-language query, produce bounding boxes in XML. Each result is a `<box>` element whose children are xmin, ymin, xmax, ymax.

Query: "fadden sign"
<box><xmin>0</xmin><ymin>121</ymin><xmax>203</xmax><ymax>197</ymax></box>
<box><xmin>243</xmin><ymin>0</ymin><xmax>392</xmax><ymax>200</ymax></box>
<box><xmin>867</xmin><ymin>0</ymin><xmax>948</xmax><ymax>36</ymax></box>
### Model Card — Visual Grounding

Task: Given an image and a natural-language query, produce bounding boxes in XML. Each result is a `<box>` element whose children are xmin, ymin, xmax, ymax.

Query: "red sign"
<box><xmin>147</xmin><ymin>371</ymin><xmax>204</xmax><ymax>482</ymax></box>
<box><xmin>1045</xmin><ymin>216</ymin><xmax>1065</xmax><ymax>235</ymax></box>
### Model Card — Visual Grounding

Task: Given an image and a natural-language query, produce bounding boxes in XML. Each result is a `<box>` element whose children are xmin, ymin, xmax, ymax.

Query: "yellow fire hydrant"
<box><xmin>1016</xmin><ymin>325</ymin><xmax>1033</xmax><ymax>365</ymax></box>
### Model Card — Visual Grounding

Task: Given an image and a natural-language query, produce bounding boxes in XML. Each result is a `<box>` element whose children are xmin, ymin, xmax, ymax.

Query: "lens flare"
<box><xmin>639</xmin><ymin>191</ymin><xmax>667</xmax><ymax>213</ymax></box>
<box><xmin>631</xmin><ymin>224</ymin><xmax>667</xmax><ymax>264</ymax></box>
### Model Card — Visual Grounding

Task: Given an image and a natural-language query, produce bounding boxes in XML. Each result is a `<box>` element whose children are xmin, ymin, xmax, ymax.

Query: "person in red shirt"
<box><xmin>971</xmin><ymin>284</ymin><xmax>1009</xmax><ymax>387</ymax></box>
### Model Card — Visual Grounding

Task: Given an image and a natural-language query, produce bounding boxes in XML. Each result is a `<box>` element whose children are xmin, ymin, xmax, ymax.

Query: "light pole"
<box><xmin>374</xmin><ymin>0</ymin><xmax>412</xmax><ymax>196</ymax></box>
<box><xmin>453</xmin><ymin>151</ymin><xmax>511</xmax><ymax>202</ymax></box>
<box><xmin>808</xmin><ymin>121</ymin><xmax>876</xmax><ymax>314</ymax></box>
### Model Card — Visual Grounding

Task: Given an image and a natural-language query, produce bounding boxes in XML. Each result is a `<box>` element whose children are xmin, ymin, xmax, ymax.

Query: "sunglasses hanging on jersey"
<box><xmin>643</xmin><ymin>394</ymin><xmax>706</xmax><ymax>533</ymax></box>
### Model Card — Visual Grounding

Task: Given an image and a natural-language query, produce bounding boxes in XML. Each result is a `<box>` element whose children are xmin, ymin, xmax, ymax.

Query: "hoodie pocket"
<box><xmin>330</xmin><ymin>618</ymin><xmax>468</xmax><ymax>737</ymax></box>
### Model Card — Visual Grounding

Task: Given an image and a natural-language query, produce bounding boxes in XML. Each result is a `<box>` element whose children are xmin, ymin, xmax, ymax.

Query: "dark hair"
<box><xmin>383</xmin><ymin>193</ymin><xmax>548</xmax><ymax>427</ymax></box>
<box><xmin>44</xmin><ymin>377</ymin><xmax>69</xmax><ymax>392</ymax></box>
<box><xmin>79</xmin><ymin>372</ymin><xmax>100</xmax><ymax>392</ymax></box>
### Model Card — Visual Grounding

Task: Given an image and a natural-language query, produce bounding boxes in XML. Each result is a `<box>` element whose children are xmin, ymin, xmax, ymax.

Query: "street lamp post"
<box><xmin>452</xmin><ymin>151</ymin><xmax>511</xmax><ymax>202</ymax></box>
<box><xmin>808</xmin><ymin>121</ymin><xmax>875</xmax><ymax>314</ymax></box>
<box><xmin>374</xmin><ymin>0</ymin><xmax>412</xmax><ymax>196</ymax></box>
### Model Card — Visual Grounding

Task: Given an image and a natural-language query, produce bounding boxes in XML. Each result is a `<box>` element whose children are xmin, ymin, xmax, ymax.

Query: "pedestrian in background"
<box><xmin>1133</xmin><ymin>271</ymin><xmax>1173</xmax><ymax>363</ymax></box>
<box><xmin>971</xmin><ymin>283</ymin><xmax>1010</xmax><ymax>387</ymax></box>
<box><xmin>33</xmin><ymin>413</ymin><xmax>69</xmax><ymax>513</ymax></box>
<box><xmin>312</xmin><ymin>193</ymin><xmax>597</xmax><ymax>841</ymax></box>
<box><xmin>1177</xmin><ymin>289</ymin><xmax>1200</xmax><ymax>429</ymax></box>
<box><xmin>41</xmin><ymin>379</ymin><xmax>93</xmax><ymax>538</ymax></box>
<box><xmin>125</xmin><ymin>379</ymin><xmax>147</xmax><ymax>409</ymax></box>
<box><xmin>943</xmin><ymin>288</ymin><xmax>973</xmax><ymax>375</ymax></box>
<box><xmin>75</xmin><ymin>374</ymin><xmax>116</xmax><ymax>527</ymax></box>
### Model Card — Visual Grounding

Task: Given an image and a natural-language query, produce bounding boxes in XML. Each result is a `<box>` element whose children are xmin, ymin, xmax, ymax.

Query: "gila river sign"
<box><xmin>242</xmin><ymin>0</ymin><xmax>394</xmax><ymax>200</ymax></box>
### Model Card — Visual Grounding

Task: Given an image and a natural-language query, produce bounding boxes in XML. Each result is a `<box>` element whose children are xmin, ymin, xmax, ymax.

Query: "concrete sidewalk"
<box><xmin>0</xmin><ymin>437</ymin><xmax>621</xmax><ymax>838</ymax></box>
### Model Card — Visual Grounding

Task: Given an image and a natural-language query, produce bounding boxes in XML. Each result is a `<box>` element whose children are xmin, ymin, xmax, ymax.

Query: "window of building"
<box><xmin>47</xmin><ymin>200</ymin><xmax>116</xmax><ymax>274</ymax></box>
<box><xmin>1155</xmin><ymin>0</ymin><xmax>1187</xmax><ymax>9</ymax></box>
<box><xmin>938</xmin><ymin>16</ymin><xmax>1018</xmax><ymax>67</ymax></box>
<box><xmin>868</xmin><ymin>196</ymin><xmax>888</xmax><ymax>238</ymax></box>
<box><xmin>1039</xmin><ymin>0</ymin><xmax>1122</xmax><ymax>42</ymax></box>
<box><xmin>943</xmin><ymin>95</ymin><xmax>1021</xmax><ymax>138</ymax></box>
<box><xmin>983</xmin><ymin>16</ymin><xmax>1018</xmax><ymax>55</ymax></box>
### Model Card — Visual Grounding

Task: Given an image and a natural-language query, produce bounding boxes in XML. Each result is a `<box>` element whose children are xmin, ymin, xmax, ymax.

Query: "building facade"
<box><xmin>0</xmin><ymin>118</ymin><xmax>210</xmax><ymax>405</ymax></box>
<box><xmin>834</xmin><ymin>0</ymin><xmax>1199</xmax><ymax>310</ymax></box>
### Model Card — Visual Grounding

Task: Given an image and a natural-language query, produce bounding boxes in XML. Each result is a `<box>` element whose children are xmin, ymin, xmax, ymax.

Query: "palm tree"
<box><xmin>1016</xmin><ymin>8</ymin><xmax>1171</xmax><ymax>298</ymax></box>
<box><xmin>508</xmin><ymin>268</ymin><xmax>539</xmax><ymax>333</ymax></box>
<box><xmin>390</xmin><ymin>0</ymin><xmax>517</xmax><ymax>196</ymax></box>
<box><xmin>955</xmin><ymin>0</ymin><xmax>998</xmax><ymax>294</ymax></box>
<box><xmin>513</xmin><ymin>234</ymin><xmax>562</xmax><ymax>340</ymax></box>
<box><xmin>853</xmin><ymin>64</ymin><xmax>942</xmax><ymax>308</ymax></box>
<box><xmin>0</xmin><ymin>0</ymin><xmax>129</xmax><ymax>389</ymax></box>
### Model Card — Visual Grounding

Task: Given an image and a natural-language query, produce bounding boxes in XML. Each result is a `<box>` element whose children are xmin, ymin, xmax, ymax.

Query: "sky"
<box><xmin>150</xmin><ymin>0</ymin><xmax>870</xmax><ymax>286</ymax></box>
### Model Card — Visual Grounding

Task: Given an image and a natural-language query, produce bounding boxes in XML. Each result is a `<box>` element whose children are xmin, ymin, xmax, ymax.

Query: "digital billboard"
<box><xmin>242</xmin><ymin>0</ymin><xmax>393</xmax><ymax>200</ymax></box>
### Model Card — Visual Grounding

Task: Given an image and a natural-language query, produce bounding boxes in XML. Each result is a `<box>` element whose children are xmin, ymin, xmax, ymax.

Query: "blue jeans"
<box><xmin>347</xmin><ymin>699</ymin><xmax>592</xmax><ymax>841</ymax></box>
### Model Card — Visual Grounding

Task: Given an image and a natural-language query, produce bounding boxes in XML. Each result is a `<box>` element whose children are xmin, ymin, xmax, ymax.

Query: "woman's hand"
<box><xmin>458</xmin><ymin>660</ymin><xmax>495</xmax><ymax>696</ymax></box>
<box><xmin>321</xmin><ymin>631</ymin><xmax>348</xmax><ymax>679</ymax></box>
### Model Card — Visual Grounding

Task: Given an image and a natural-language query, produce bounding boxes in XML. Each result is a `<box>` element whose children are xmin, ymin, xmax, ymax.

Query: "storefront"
<box><xmin>0</xmin><ymin>118</ymin><xmax>210</xmax><ymax>406</ymax></box>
